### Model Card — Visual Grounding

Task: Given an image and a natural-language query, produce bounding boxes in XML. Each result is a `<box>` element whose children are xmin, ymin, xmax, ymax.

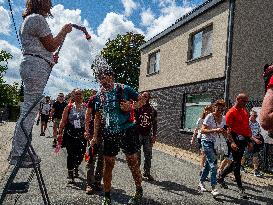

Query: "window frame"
<box><xmin>181</xmin><ymin>92</ymin><xmax>212</xmax><ymax>132</ymax></box>
<box><xmin>188</xmin><ymin>24</ymin><xmax>213</xmax><ymax>61</ymax></box>
<box><xmin>147</xmin><ymin>50</ymin><xmax>160</xmax><ymax>76</ymax></box>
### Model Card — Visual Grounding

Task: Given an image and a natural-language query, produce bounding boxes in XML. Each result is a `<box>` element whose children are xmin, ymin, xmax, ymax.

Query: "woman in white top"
<box><xmin>191</xmin><ymin>105</ymin><xmax>213</xmax><ymax>172</ymax></box>
<box><xmin>199</xmin><ymin>99</ymin><xmax>228</xmax><ymax>196</ymax></box>
<box><xmin>9</xmin><ymin>0</ymin><xmax>72</xmax><ymax>168</ymax></box>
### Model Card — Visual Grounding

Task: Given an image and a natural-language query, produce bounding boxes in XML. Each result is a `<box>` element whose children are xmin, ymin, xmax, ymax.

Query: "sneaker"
<box><xmin>74</xmin><ymin>168</ymin><xmax>79</xmax><ymax>178</ymax></box>
<box><xmin>217</xmin><ymin>177</ymin><xmax>228</xmax><ymax>189</ymax></box>
<box><xmin>85</xmin><ymin>186</ymin><xmax>94</xmax><ymax>195</ymax></box>
<box><xmin>9</xmin><ymin>154</ymin><xmax>41</xmax><ymax>168</ymax></box>
<box><xmin>211</xmin><ymin>188</ymin><xmax>219</xmax><ymax>196</ymax></box>
<box><xmin>254</xmin><ymin>170</ymin><xmax>263</xmax><ymax>177</ymax></box>
<box><xmin>198</xmin><ymin>182</ymin><xmax>207</xmax><ymax>192</ymax></box>
<box><xmin>128</xmin><ymin>189</ymin><xmax>143</xmax><ymax>205</ymax></box>
<box><xmin>94</xmin><ymin>182</ymin><xmax>103</xmax><ymax>191</ymax></box>
<box><xmin>241</xmin><ymin>166</ymin><xmax>247</xmax><ymax>173</ymax></box>
<box><xmin>239</xmin><ymin>188</ymin><xmax>248</xmax><ymax>199</ymax></box>
<box><xmin>52</xmin><ymin>139</ymin><xmax>57</xmax><ymax>148</ymax></box>
<box><xmin>102</xmin><ymin>197</ymin><xmax>111</xmax><ymax>205</ymax></box>
<box><xmin>67</xmin><ymin>170</ymin><xmax>74</xmax><ymax>184</ymax></box>
<box><xmin>143</xmin><ymin>172</ymin><xmax>155</xmax><ymax>181</ymax></box>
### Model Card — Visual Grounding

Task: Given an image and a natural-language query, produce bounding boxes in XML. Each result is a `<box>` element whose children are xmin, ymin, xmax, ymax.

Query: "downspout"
<box><xmin>224</xmin><ymin>0</ymin><xmax>236</xmax><ymax>107</ymax></box>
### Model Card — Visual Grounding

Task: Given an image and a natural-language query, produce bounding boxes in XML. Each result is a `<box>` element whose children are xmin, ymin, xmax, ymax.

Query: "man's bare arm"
<box><xmin>91</xmin><ymin>111</ymin><xmax>102</xmax><ymax>145</ymax></box>
<box><xmin>260</xmin><ymin>88</ymin><xmax>273</xmax><ymax>132</ymax></box>
<box><xmin>84</xmin><ymin>108</ymin><xmax>92</xmax><ymax>140</ymax></box>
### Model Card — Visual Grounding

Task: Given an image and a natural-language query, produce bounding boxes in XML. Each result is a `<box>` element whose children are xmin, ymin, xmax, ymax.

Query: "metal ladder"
<box><xmin>0</xmin><ymin>96</ymin><xmax>51</xmax><ymax>205</ymax></box>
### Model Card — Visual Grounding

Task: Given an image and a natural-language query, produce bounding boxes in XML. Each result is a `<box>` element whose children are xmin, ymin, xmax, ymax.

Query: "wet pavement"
<box><xmin>0</xmin><ymin>122</ymin><xmax>273</xmax><ymax>205</ymax></box>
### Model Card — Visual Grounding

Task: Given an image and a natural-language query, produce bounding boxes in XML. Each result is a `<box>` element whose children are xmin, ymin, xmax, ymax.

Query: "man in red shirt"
<box><xmin>218</xmin><ymin>93</ymin><xmax>260</xmax><ymax>199</ymax></box>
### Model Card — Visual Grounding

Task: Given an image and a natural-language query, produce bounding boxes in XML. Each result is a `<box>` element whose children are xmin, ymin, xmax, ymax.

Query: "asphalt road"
<box><xmin>1</xmin><ymin>122</ymin><xmax>273</xmax><ymax>205</ymax></box>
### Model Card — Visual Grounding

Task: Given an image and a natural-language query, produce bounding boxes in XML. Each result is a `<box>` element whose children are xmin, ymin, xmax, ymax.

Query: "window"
<box><xmin>189</xmin><ymin>25</ymin><xmax>213</xmax><ymax>60</ymax></box>
<box><xmin>147</xmin><ymin>51</ymin><xmax>160</xmax><ymax>75</ymax></box>
<box><xmin>183</xmin><ymin>93</ymin><xmax>212</xmax><ymax>131</ymax></box>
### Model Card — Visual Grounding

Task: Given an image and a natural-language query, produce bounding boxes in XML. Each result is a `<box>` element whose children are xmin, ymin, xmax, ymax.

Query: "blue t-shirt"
<box><xmin>95</xmin><ymin>83</ymin><xmax>139</xmax><ymax>133</ymax></box>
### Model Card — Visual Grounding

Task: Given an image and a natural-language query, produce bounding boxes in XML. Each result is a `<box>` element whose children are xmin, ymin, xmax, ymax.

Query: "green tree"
<box><xmin>0</xmin><ymin>83</ymin><xmax>21</xmax><ymax>106</ymax></box>
<box><xmin>100</xmin><ymin>32</ymin><xmax>145</xmax><ymax>90</ymax></box>
<box><xmin>0</xmin><ymin>50</ymin><xmax>12</xmax><ymax>85</ymax></box>
<box><xmin>0</xmin><ymin>50</ymin><xmax>20</xmax><ymax>106</ymax></box>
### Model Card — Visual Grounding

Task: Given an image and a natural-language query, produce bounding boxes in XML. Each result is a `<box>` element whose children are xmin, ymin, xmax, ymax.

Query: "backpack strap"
<box><xmin>116</xmin><ymin>83</ymin><xmax>124</xmax><ymax>103</ymax></box>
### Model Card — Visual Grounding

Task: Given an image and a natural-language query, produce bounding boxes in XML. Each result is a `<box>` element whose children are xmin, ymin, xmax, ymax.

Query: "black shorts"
<box><xmin>197</xmin><ymin>138</ymin><xmax>202</xmax><ymax>150</ymax></box>
<box><xmin>41</xmin><ymin>114</ymin><xmax>49</xmax><ymax>123</ymax></box>
<box><xmin>103</xmin><ymin>125</ymin><xmax>140</xmax><ymax>156</ymax></box>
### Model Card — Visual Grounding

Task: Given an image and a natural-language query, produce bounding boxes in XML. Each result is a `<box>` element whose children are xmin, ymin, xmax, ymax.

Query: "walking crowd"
<box><xmin>47</xmin><ymin>65</ymin><xmax>158</xmax><ymax>205</ymax></box>
<box><xmin>192</xmin><ymin>94</ymin><xmax>267</xmax><ymax>199</ymax></box>
<box><xmin>6</xmin><ymin>0</ymin><xmax>273</xmax><ymax>204</ymax></box>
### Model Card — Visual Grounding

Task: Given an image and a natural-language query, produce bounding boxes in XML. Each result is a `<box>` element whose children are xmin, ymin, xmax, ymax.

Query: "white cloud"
<box><xmin>0</xmin><ymin>40</ymin><xmax>22</xmax><ymax>84</ymax></box>
<box><xmin>122</xmin><ymin>0</ymin><xmax>138</xmax><ymax>17</ymax></box>
<box><xmin>144</xmin><ymin>1</ymin><xmax>193</xmax><ymax>40</ymax></box>
<box><xmin>0</xmin><ymin>6</ymin><xmax>11</xmax><ymax>35</ymax></box>
<box><xmin>140</xmin><ymin>8</ymin><xmax>155</xmax><ymax>27</ymax></box>
<box><xmin>157</xmin><ymin>0</ymin><xmax>175</xmax><ymax>7</ymax></box>
<box><xmin>43</xmin><ymin>4</ymin><xmax>103</xmax><ymax>96</ymax></box>
<box><xmin>1</xmin><ymin>4</ymin><xmax>144</xmax><ymax>97</ymax></box>
<box><xmin>97</xmin><ymin>12</ymin><xmax>143</xmax><ymax>42</ymax></box>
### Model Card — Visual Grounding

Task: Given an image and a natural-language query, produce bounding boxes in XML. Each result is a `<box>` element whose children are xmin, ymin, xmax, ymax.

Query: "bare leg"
<box><xmin>103</xmin><ymin>156</ymin><xmax>115</xmax><ymax>192</ymax></box>
<box><xmin>126</xmin><ymin>153</ymin><xmax>142</xmax><ymax>188</ymax></box>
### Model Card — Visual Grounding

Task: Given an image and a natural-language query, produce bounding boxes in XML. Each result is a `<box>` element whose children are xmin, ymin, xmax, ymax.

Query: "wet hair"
<box><xmin>45</xmin><ymin>96</ymin><xmax>50</xmax><ymax>99</ymax></box>
<box><xmin>200</xmin><ymin>105</ymin><xmax>213</xmax><ymax>119</ymax></box>
<box><xmin>22</xmin><ymin>0</ymin><xmax>53</xmax><ymax>19</ymax></box>
<box><xmin>92</xmin><ymin>55</ymin><xmax>114</xmax><ymax>80</ymax></box>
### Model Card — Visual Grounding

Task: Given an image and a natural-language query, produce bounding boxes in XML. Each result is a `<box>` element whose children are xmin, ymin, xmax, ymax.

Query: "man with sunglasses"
<box><xmin>50</xmin><ymin>93</ymin><xmax>67</xmax><ymax>147</ymax></box>
<box><xmin>218</xmin><ymin>93</ymin><xmax>260</xmax><ymax>199</ymax></box>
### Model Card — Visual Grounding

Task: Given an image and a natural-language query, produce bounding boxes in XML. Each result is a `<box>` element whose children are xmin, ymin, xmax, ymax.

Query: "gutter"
<box><xmin>224</xmin><ymin>0</ymin><xmax>236</xmax><ymax>106</ymax></box>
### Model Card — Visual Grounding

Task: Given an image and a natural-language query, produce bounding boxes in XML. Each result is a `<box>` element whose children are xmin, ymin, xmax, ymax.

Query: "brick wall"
<box><xmin>149</xmin><ymin>78</ymin><xmax>225</xmax><ymax>151</ymax></box>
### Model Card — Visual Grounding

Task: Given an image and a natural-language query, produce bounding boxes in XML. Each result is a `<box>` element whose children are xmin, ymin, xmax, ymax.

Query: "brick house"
<box><xmin>139</xmin><ymin>0</ymin><xmax>273</xmax><ymax>150</ymax></box>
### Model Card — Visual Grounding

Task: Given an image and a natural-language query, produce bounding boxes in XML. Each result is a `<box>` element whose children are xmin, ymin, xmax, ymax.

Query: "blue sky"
<box><xmin>0</xmin><ymin>0</ymin><xmax>204</xmax><ymax>98</ymax></box>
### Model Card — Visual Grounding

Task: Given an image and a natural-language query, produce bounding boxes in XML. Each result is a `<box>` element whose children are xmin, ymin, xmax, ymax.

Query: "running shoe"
<box><xmin>239</xmin><ymin>188</ymin><xmax>248</xmax><ymax>199</ymax></box>
<box><xmin>211</xmin><ymin>188</ymin><xmax>219</xmax><ymax>196</ymax></box>
<box><xmin>240</xmin><ymin>166</ymin><xmax>247</xmax><ymax>173</ymax></box>
<box><xmin>85</xmin><ymin>186</ymin><xmax>94</xmax><ymax>195</ymax></box>
<box><xmin>52</xmin><ymin>139</ymin><xmax>57</xmax><ymax>148</ymax></box>
<box><xmin>198</xmin><ymin>182</ymin><xmax>207</xmax><ymax>192</ymax></box>
<box><xmin>94</xmin><ymin>182</ymin><xmax>103</xmax><ymax>191</ymax></box>
<box><xmin>67</xmin><ymin>170</ymin><xmax>75</xmax><ymax>184</ymax></box>
<box><xmin>217</xmin><ymin>177</ymin><xmax>228</xmax><ymax>189</ymax></box>
<box><xmin>143</xmin><ymin>172</ymin><xmax>155</xmax><ymax>181</ymax></box>
<box><xmin>254</xmin><ymin>170</ymin><xmax>263</xmax><ymax>177</ymax></box>
<box><xmin>74</xmin><ymin>168</ymin><xmax>79</xmax><ymax>178</ymax></box>
<box><xmin>102</xmin><ymin>197</ymin><xmax>111</xmax><ymax>205</ymax></box>
<box><xmin>128</xmin><ymin>189</ymin><xmax>143</xmax><ymax>205</ymax></box>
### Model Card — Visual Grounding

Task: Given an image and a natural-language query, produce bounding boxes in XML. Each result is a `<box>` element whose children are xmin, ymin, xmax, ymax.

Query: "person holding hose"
<box><xmin>9</xmin><ymin>0</ymin><xmax>72</xmax><ymax>167</ymax></box>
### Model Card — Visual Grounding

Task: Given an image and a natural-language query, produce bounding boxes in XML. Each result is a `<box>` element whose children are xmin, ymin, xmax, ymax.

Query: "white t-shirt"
<box><xmin>201</xmin><ymin>113</ymin><xmax>226</xmax><ymax>142</ymax></box>
<box><xmin>20</xmin><ymin>14</ymin><xmax>53</xmax><ymax>64</ymax></box>
<box><xmin>41</xmin><ymin>102</ymin><xmax>51</xmax><ymax>115</ymax></box>
<box><xmin>195</xmin><ymin>118</ymin><xmax>204</xmax><ymax>139</ymax></box>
